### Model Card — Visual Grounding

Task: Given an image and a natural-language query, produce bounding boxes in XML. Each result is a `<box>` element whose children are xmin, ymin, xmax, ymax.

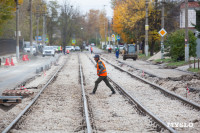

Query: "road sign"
<box><xmin>145</xmin><ymin>25</ymin><xmax>149</xmax><ymax>30</ymax></box>
<box><xmin>72</xmin><ymin>40</ymin><xmax>76</xmax><ymax>45</ymax></box>
<box><xmin>45</xmin><ymin>38</ymin><xmax>48</xmax><ymax>42</ymax></box>
<box><xmin>35</xmin><ymin>36</ymin><xmax>42</xmax><ymax>41</ymax></box>
<box><xmin>112</xmin><ymin>34</ymin><xmax>115</xmax><ymax>42</ymax></box>
<box><xmin>159</xmin><ymin>28</ymin><xmax>167</xmax><ymax>37</ymax></box>
<box><xmin>112</xmin><ymin>34</ymin><xmax>115</xmax><ymax>38</ymax></box>
<box><xmin>117</xmin><ymin>35</ymin><xmax>120</xmax><ymax>41</ymax></box>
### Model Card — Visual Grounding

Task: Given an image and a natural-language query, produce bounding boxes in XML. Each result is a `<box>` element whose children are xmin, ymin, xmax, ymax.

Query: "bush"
<box><xmin>164</xmin><ymin>29</ymin><xmax>197</xmax><ymax>61</ymax></box>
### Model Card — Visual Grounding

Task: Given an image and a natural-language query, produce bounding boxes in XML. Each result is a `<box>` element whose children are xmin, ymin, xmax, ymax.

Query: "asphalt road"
<box><xmin>0</xmin><ymin>54</ymin><xmax>60</xmax><ymax>95</ymax></box>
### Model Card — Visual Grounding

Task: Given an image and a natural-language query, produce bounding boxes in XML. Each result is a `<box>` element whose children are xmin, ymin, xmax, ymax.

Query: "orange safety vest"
<box><xmin>97</xmin><ymin>60</ymin><xmax>107</xmax><ymax>76</ymax></box>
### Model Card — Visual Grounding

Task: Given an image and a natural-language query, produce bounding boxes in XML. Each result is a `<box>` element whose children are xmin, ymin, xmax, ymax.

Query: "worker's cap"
<box><xmin>93</xmin><ymin>54</ymin><xmax>100</xmax><ymax>58</ymax></box>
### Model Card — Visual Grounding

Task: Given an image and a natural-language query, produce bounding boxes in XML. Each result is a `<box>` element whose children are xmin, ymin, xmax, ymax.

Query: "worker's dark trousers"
<box><xmin>93</xmin><ymin>76</ymin><xmax>115</xmax><ymax>93</ymax></box>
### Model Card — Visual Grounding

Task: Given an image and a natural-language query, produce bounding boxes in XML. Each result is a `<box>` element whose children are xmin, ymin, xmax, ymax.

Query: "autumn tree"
<box><xmin>98</xmin><ymin>10</ymin><xmax>108</xmax><ymax>43</ymax></box>
<box><xmin>0</xmin><ymin>0</ymin><xmax>16</xmax><ymax>36</ymax></box>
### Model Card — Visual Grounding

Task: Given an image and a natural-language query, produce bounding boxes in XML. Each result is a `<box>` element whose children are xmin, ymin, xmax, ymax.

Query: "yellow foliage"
<box><xmin>98</xmin><ymin>11</ymin><xmax>108</xmax><ymax>41</ymax></box>
<box><xmin>112</xmin><ymin>0</ymin><xmax>156</xmax><ymax>42</ymax></box>
<box><xmin>18</xmin><ymin>0</ymin><xmax>23</xmax><ymax>5</ymax></box>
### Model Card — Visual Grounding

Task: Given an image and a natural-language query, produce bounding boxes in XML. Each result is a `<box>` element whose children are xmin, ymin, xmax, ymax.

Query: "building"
<box><xmin>180</xmin><ymin>0</ymin><xmax>200</xmax><ymax>58</ymax></box>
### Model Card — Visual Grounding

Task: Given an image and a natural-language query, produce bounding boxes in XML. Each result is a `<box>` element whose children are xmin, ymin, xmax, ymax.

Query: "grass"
<box><xmin>154</xmin><ymin>58</ymin><xmax>172</xmax><ymax>63</ymax></box>
<box><xmin>188</xmin><ymin>68</ymin><xmax>200</xmax><ymax>73</ymax></box>
<box><xmin>166</xmin><ymin>61</ymin><xmax>190</xmax><ymax>67</ymax></box>
<box><xmin>138</xmin><ymin>53</ymin><xmax>151</xmax><ymax>60</ymax></box>
<box><xmin>154</xmin><ymin>58</ymin><xmax>192</xmax><ymax>67</ymax></box>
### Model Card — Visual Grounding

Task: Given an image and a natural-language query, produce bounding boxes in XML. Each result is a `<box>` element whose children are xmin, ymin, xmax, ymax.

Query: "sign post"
<box><xmin>158</xmin><ymin>28</ymin><xmax>167</xmax><ymax>59</ymax></box>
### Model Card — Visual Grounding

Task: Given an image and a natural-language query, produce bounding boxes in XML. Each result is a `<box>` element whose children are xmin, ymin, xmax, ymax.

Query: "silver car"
<box><xmin>42</xmin><ymin>46</ymin><xmax>55</xmax><ymax>57</ymax></box>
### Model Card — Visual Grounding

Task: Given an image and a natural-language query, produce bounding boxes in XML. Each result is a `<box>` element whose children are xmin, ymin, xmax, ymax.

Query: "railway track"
<box><xmin>2</xmin><ymin>54</ymin><xmax>94</xmax><ymax>133</ymax></box>
<box><xmin>83</xmin><ymin>53</ymin><xmax>175</xmax><ymax>132</ymax></box>
<box><xmin>86</xmin><ymin>53</ymin><xmax>200</xmax><ymax>132</ymax></box>
<box><xmin>2</xmin><ymin>52</ymin><xmax>199</xmax><ymax>132</ymax></box>
<box><xmin>100</xmin><ymin>56</ymin><xmax>200</xmax><ymax>111</ymax></box>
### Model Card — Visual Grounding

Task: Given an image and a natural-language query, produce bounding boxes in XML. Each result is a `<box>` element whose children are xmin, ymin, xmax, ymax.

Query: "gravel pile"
<box><xmin>81</xmin><ymin>53</ymin><xmax>159</xmax><ymax>133</ymax></box>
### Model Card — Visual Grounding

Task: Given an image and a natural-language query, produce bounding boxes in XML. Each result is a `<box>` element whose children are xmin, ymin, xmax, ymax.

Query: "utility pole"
<box><xmin>104</xmin><ymin>5</ymin><xmax>107</xmax><ymax>46</ymax></box>
<box><xmin>108</xmin><ymin>20</ymin><xmax>110</xmax><ymax>45</ymax></box>
<box><xmin>185</xmin><ymin>0</ymin><xmax>189</xmax><ymax>62</ymax></box>
<box><xmin>36</xmin><ymin>5</ymin><xmax>40</xmax><ymax>45</ymax></box>
<box><xmin>29</xmin><ymin>0</ymin><xmax>33</xmax><ymax>54</ymax></box>
<box><xmin>15</xmin><ymin>0</ymin><xmax>20</xmax><ymax>60</ymax></box>
<box><xmin>145</xmin><ymin>0</ymin><xmax>149</xmax><ymax>57</ymax></box>
<box><xmin>161</xmin><ymin>0</ymin><xmax>165</xmax><ymax>59</ymax></box>
<box><xmin>42</xmin><ymin>4</ymin><xmax>46</xmax><ymax>46</ymax></box>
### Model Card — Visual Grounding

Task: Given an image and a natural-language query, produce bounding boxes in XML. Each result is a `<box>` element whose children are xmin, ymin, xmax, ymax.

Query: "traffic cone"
<box><xmin>10</xmin><ymin>58</ymin><xmax>15</xmax><ymax>66</ymax></box>
<box><xmin>26</xmin><ymin>55</ymin><xmax>29</xmax><ymax>61</ymax></box>
<box><xmin>142</xmin><ymin>71</ymin><xmax>145</xmax><ymax>77</ymax></box>
<box><xmin>4</xmin><ymin>58</ymin><xmax>10</xmax><ymax>66</ymax></box>
<box><xmin>22</xmin><ymin>55</ymin><xmax>26</xmax><ymax>61</ymax></box>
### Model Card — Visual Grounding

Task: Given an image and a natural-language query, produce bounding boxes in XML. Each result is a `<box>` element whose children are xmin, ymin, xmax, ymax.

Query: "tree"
<box><xmin>46</xmin><ymin>0</ymin><xmax>60</xmax><ymax>45</ymax></box>
<box><xmin>0</xmin><ymin>0</ymin><xmax>15</xmax><ymax>35</ymax></box>
<box><xmin>165</xmin><ymin>30</ymin><xmax>197</xmax><ymax>61</ymax></box>
<box><xmin>98</xmin><ymin>11</ymin><xmax>108</xmax><ymax>42</ymax></box>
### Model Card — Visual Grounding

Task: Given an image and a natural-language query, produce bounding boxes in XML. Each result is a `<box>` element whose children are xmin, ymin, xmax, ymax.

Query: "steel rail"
<box><xmin>86</xmin><ymin>54</ymin><xmax>176</xmax><ymax>133</ymax></box>
<box><xmin>79</xmin><ymin>57</ymin><xmax>92</xmax><ymax>133</ymax></box>
<box><xmin>2</xmin><ymin>57</ymin><xmax>67</xmax><ymax>133</ymax></box>
<box><xmin>108</xmin><ymin>76</ymin><xmax>177</xmax><ymax>133</ymax></box>
<box><xmin>101</xmin><ymin>57</ymin><xmax>200</xmax><ymax>110</ymax></box>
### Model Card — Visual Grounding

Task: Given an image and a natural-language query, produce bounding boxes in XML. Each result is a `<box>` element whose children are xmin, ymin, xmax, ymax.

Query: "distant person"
<box><xmin>90</xmin><ymin>47</ymin><xmax>93</xmax><ymax>54</ymax></box>
<box><xmin>60</xmin><ymin>46</ymin><xmax>63</xmax><ymax>53</ymax></box>
<box><xmin>58</xmin><ymin>46</ymin><xmax>61</xmax><ymax>53</ymax></box>
<box><xmin>90</xmin><ymin>55</ymin><xmax>116</xmax><ymax>95</ymax></box>
<box><xmin>63</xmin><ymin>46</ymin><xmax>66</xmax><ymax>54</ymax></box>
<box><xmin>115</xmin><ymin>47</ymin><xmax>119</xmax><ymax>59</ymax></box>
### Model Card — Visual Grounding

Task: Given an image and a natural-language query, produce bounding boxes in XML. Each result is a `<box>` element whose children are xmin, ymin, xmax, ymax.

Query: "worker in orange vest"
<box><xmin>90</xmin><ymin>55</ymin><xmax>116</xmax><ymax>95</ymax></box>
<box><xmin>60</xmin><ymin>46</ymin><xmax>63</xmax><ymax>53</ymax></box>
<box><xmin>90</xmin><ymin>47</ymin><xmax>93</xmax><ymax>54</ymax></box>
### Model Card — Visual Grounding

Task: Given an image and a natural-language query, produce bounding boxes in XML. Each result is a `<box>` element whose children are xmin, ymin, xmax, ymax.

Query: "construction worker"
<box><xmin>90</xmin><ymin>55</ymin><xmax>116</xmax><ymax>95</ymax></box>
<box><xmin>90</xmin><ymin>46</ymin><xmax>93</xmax><ymax>54</ymax></box>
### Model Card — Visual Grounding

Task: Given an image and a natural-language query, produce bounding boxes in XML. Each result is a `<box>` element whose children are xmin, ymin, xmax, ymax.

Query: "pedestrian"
<box><xmin>58</xmin><ymin>46</ymin><xmax>61</xmax><ymax>53</ymax></box>
<box><xmin>90</xmin><ymin>55</ymin><xmax>116</xmax><ymax>95</ymax></box>
<box><xmin>115</xmin><ymin>47</ymin><xmax>119</xmax><ymax>59</ymax></box>
<box><xmin>90</xmin><ymin>47</ymin><xmax>93</xmax><ymax>54</ymax></box>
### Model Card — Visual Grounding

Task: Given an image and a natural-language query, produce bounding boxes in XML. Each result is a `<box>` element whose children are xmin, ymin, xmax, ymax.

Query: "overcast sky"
<box><xmin>54</xmin><ymin>0</ymin><xmax>113</xmax><ymax>17</ymax></box>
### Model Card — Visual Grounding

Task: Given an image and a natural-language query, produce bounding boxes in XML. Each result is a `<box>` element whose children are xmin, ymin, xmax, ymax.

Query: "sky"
<box><xmin>54</xmin><ymin>0</ymin><xmax>113</xmax><ymax>17</ymax></box>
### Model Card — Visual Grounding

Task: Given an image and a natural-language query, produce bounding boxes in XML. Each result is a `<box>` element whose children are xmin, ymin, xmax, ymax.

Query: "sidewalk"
<box><xmin>0</xmin><ymin>54</ymin><xmax>60</xmax><ymax>95</ymax></box>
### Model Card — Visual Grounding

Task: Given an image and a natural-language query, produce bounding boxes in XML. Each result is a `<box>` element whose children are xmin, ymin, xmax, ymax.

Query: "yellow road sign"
<box><xmin>159</xmin><ymin>28</ymin><xmax>167</xmax><ymax>37</ymax></box>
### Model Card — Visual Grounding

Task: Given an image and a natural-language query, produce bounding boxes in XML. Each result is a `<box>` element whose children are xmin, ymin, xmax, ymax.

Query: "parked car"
<box><xmin>75</xmin><ymin>46</ymin><xmax>80</xmax><ymax>51</ymax></box>
<box><xmin>23</xmin><ymin>41</ymin><xmax>37</xmax><ymax>53</ymax></box>
<box><xmin>53</xmin><ymin>46</ymin><xmax>59</xmax><ymax>53</ymax></box>
<box><xmin>66</xmin><ymin>46</ymin><xmax>75</xmax><ymax>51</ymax></box>
<box><xmin>85</xmin><ymin>46</ymin><xmax>89</xmax><ymax>51</ymax></box>
<box><xmin>91</xmin><ymin>43</ymin><xmax>95</xmax><ymax>46</ymax></box>
<box><xmin>106</xmin><ymin>45</ymin><xmax>113</xmax><ymax>50</ymax></box>
<box><xmin>42</xmin><ymin>46</ymin><xmax>55</xmax><ymax>57</ymax></box>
